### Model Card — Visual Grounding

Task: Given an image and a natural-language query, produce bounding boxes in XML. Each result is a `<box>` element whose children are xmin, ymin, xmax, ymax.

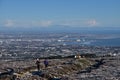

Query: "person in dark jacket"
<box><xmin>44</xmin><ymin>59</ymin><xmax>49</xmax><ymax>68</ymax></box>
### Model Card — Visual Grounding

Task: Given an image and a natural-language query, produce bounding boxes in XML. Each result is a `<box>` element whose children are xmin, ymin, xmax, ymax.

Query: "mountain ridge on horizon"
<box><xmin>0</xmin><ymin>25</ymin><xmax>120</xmax><ymax>34</ymax></box>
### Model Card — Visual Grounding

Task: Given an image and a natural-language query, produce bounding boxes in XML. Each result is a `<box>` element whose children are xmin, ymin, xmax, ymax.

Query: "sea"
<box><xmin>58</xmin><ymin>29</ymin><xmax>120</xmax><ymax>47</ymax></box>
<box><xmin>62</xmin><ymin>38</ymin><xmax>120</xmax><ymax>47</ymax></box>
<box><xmin>87</xmin><ymin>38</ymin><xmax>120</xmax><ymax>47</ymax></box>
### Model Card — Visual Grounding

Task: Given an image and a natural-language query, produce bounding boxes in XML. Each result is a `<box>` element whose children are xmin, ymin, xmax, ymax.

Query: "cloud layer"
<box><xmin>1</xmin><ymin>19</ymin><xmax>99</xmax><ymax>28</ymax></box>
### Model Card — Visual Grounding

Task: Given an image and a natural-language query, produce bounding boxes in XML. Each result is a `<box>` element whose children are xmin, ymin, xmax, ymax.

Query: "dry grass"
<box><xmin>0</xmin><ymin>58</ymin><xmax>94</xmax><ymax>80</ymax></box>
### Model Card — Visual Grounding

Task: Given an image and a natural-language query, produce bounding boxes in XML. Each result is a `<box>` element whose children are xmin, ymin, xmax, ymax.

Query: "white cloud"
<box><xmin>4</xmin><ymin>20</ymin><xmax>14</xmax><ymax>27</ymax></box>
<box><xmin>38</xmin><ymin>20</ymin><xmax>53</xmax><ymax>27</ymax></box>
<box><xmin>86</xmin><ymin>19</ymin><xmax>98</xmax><ymax>26</ymax></box>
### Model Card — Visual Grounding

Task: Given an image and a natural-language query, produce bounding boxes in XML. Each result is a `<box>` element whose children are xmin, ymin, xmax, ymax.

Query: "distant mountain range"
<box><xmin>0</xmin><ymin>26</ymin><xmax>120</xmax><ymax>34</ymax></box>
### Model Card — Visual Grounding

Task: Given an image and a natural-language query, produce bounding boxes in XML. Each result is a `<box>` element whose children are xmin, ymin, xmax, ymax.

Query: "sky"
<box><xmin>0</xmin><ymin>0</ymin><xmax>120</xmax><ymax>29</ymax></box>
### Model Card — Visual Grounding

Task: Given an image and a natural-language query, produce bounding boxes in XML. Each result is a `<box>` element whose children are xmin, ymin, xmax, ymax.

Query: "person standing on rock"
<box><xmin>44</xmin><ymin>59</ymin><xmax>49</xmax><ymax>68</ymax></box>
<box><xmin>35</xmin><ymin>58</ymin><xmax>40</xmax><ymax>71</ymax></box>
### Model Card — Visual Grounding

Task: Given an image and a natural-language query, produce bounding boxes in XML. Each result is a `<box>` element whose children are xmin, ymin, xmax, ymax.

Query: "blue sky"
<box><xmin>0</xmin><ymin>0</ymin><xmax>120</xmax><ymax>28</ymax></box>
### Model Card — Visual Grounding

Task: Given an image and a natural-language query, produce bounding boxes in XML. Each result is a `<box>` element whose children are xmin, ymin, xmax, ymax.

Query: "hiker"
<box><xmin>35</xmin><ymin>58</ymin><xmax>40</xmax><ymax>71</ymax></box>
<box><xmin>44</xmin><ymin>59</ymin><xmax>49</xmax><ymax>68</ymax></box>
